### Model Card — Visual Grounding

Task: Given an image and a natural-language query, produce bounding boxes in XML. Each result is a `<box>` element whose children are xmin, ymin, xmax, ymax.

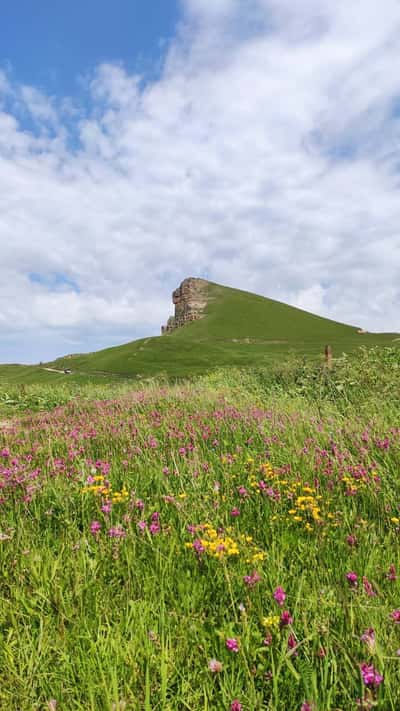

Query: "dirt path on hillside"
<box><xmin>42</xmin><ymin>367</ymin><xmax>67</xmax><ymax>374</ymax></box>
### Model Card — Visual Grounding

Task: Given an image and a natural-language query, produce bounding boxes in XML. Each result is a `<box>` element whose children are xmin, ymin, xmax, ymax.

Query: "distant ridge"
<box><xmin>0</xmin><ymin>278</ymin><xmax>398</xmax><ymax>384</ymax></box>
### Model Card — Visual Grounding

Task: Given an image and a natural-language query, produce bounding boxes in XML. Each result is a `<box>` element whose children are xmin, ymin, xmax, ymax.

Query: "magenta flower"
<box><xmin>362</xmin><ymin>576</ymin><xmax>376</xmax><ymax>597</ymax></box>
<box><xmin>301</xmin><ymin>703</ymin><xmax>314</xmax><ymax>711</ymax></box>
<box><xmin>137</xmin><ymin>520</ymin><xmax>147</xmax><ymax>531</ymax></box>
<box><xmin>360</xmin><ymin>662</ymin><xmax>383</xmax><ymax>687</ymax></box>
<box><xmin>273</xmin><ymin>586</ymin><xmax>286</xmax><ymax>607</ymax></box>
<box><xmin>230</xmin><ymin>701</ymin><xmax>242</xmax><ymax>711</ymax></box>
<box><xmin>101</xmin><ymin>501</ymin><xmax>112</xmax><ymax>514</ymax></box>
<box><xmin>280</xmin><ymin>610</ymin><xmax>293</xmax><ymax>627</ymax></box>
<box><xmin>390</xmin><ymin>609</ymin><xmax>400</xmax><ymax>624</ymax></box>
<box><xmin>346</xmin><ymin>571</ymin><xmax>358</xmax><ymax>586</ymax></box>
<box><xmin>230</xmin><ymin>507</ymin><xmax>240</xmax><ymax>517</ymax></box>
<box><xmin>226</xmin><ymin>638</ymin><xmax>239</xmax><ymax>653</ymax></box>
<box><xmin>386</xmin><ymin>564</ymin><xmax>397</xmax><ymax>581</ymax></box>
<box><xmin>90</xmin><ymin>520</ymin><xmax>101</xmax><ymax>536</ymax></box>
<box><xmin>287</xmin><ymin>633</ymin><xmax>298</xmax><ymax>656</ymax></box>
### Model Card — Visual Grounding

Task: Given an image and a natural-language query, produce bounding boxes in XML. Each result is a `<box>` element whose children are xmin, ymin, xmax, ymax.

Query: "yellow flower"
<box><xmin>262</xmin><ymin>615</ymin><xmax>280</xmax><ymax>629</ymax></box>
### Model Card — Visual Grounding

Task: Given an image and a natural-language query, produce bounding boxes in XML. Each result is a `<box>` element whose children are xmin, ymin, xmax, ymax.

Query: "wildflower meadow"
<box><xmin>0</xmin><ymin>353</ymin><xmax>399</xmax><ymax>709</ymax></box>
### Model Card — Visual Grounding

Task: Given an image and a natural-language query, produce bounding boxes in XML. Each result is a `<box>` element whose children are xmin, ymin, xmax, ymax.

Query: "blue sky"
<box><xmin>0</xmin><ymin>0</ymin><xmax>399</xmax><ymax>363</ymax></box>
<box><xmin>1</xmin><ymin>1</ymin><xmax>180</xmax><ymax>95</ymax></box>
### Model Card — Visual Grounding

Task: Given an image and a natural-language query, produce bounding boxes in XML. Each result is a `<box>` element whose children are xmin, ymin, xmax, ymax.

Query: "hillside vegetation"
<box><xmin>1</xmin><ymin>281</ymin><xmax>396</xmax><ymax>384</ymax></box>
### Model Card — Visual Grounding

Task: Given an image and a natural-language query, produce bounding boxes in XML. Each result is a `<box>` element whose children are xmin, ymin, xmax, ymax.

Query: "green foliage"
<box><xmin>1</xmin><ymin>281</ymin><xmax>398</xmax><ymax>384</ymax></box>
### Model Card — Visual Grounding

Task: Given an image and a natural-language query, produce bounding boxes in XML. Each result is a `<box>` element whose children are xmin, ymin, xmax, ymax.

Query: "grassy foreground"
<box><xmin>0</xmin><ymin>351</ymin><xmax>399</xmax><ymax>710</ymax></box>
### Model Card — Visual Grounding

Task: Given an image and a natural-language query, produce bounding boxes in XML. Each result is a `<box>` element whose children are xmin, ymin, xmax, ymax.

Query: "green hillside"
<box><xmin>0</xmin><ymin>280</ymin><xmax>398</xmax><ymax>383</ymax></box>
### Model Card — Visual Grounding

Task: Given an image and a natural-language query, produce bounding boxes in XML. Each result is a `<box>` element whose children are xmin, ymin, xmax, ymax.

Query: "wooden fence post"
<box><xmin>324</xmin><ymin>344</ymin><xmax>333</xmax><ymax>369</ymax></box>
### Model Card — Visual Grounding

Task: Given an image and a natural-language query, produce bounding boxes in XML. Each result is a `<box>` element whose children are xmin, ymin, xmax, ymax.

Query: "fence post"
<box><xmin>324</xmin><ymin>344</ymin><xmax>333</xmax><ymax>369</ymax></box>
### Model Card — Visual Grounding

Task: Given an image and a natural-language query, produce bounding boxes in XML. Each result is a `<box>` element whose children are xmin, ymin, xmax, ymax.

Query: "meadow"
<box><xmin>0</xmin><ymin>348</ymin><xmax>399</xmax><ymax>710</ymax></box>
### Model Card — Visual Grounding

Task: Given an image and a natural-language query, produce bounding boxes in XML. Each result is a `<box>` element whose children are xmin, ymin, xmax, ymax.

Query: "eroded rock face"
<box><xmin>161</xmin><ymin>278</ymin><xmax>208</xmax><ymax>334</ymax></box>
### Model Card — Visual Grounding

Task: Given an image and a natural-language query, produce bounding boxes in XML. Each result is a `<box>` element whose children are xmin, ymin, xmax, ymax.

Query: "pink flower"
<box><xmin>230</xmin><ymin>701</ymin><xmax>242</xmax><ymax>711</ymax></box>
<box><xmin>390</xmin><ymin>609</ymin><xmax>400</xmax><ymax>624</ymax></box>
<box><xmin>108</xmin><ymin>525</ymin><xmax>126</xmax><ymax>538</ymax></box>
<box><xmin>90</xmin><ymin>520</ymin><xmax>101</xmax><ymax>536</ymax></box>
<box><xmin>273</xmin><ymin>586</ymin><xmax>286</xmax><ymax>607</ymax></box>
<box><xmin>208</xmin><ymin>658</ymin><xmax>223</xmax><ymax>673</ymax></box>
<box><xmin>346</xmin><ymin>571</ymin><xmax>358</xmax><ymax>586</ymax></box>
<box><xmin>360</xmin><ymin>662</ymin><xmax>383</xmax><ymax>687</ymax></box>
<box><xmin>226</xmin><ymin>638</ymin><xmax>239</xmax><ymax>653</ymax></box>
<box><xmin>287</xmin><ymin>634</ymin><xmax>298</xmax><ymax>656</ymax></box>
<box><xmin>263</xmin><ymin>633</ymin><xmax>272</xmax><ymax>646</ymax></box>
<box><xmin>101</xmin><ymin>501</ymin><xmax>112</xmax><ymax>514</ymax></box>
<box><xmin>243</xmin><ymin>570</ymin><xmax>261</xmax><ymax>588</ymax></box>
<box><xmin>193</xmin><ymin>539</ymin><xmax>205</xmax><ymax>555</ymax></box>
<box><xmin>386</xmin><ymin>564</ymin><xmax>397</xmax><ymax>581</ymax></box>
<box><xmin>280</xmin><ymin>610</ymin><xmax>293</xmax><ymax>627</ymax></box>
<box><xmin>362</xmin><ymin>576</ymin><xmax>376</xmax><ymax>597</ymax></box>
<box><xmin>346</xmin><ymin>534</ymin><xmax>357</xmax><ymax>547</ymax></box>
<box><xmin>360</xmin><ymin>628</ymin><xmax>376</xmax><ymax>652</ymax></box>
<box><xmin>230</xmin><ymin>507</ymin><xmax>240</xmax><ymax>517</ymax></box>
<box><xmin>137</xmin><ymin>520</ymin><xmax>147</xmax><ymax>531</ymax></box>
<box><xmin>301</xmin><ymin>703</ymin><xmax>314</xmax><ymax>711</ymax></box>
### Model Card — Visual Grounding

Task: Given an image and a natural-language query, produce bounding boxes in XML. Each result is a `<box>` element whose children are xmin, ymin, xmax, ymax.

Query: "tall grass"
<box><xmin>0</xmin><ymin>350</ymin><xmax>399</xmax><ymax>709</ymax></box>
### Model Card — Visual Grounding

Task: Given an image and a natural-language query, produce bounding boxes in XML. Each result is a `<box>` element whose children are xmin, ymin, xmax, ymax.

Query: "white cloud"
<box><xmin>0</xmin><ymin>0</ymin><xmax>400</xmax><ymax>362</ymax></box>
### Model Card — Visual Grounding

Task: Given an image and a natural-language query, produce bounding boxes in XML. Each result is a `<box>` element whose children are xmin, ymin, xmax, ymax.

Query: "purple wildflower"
<box><xmin>243</xmin><ymin>570</ymin><xmax>261</xmax><ymax>588</ymax></box>
<box><xmin>362</xmin><ymin>576</ymin><xmax>376</xmax><ymax>597</ymax></box>
<box><xmin>280</xmin><ymin>610</ymin><xmax>293</xmax><ymax>627</ymax></box>
<box><xmin>108</xmin><ymin>525</ymin><xmax>126</xmax><ymax>538</ymax></box>
<box><xmin>360</xmin><ymin>663</ymin><xmax>384</xmax><ymax>688</ymax></box>
<box><xmin>90</xmin><ymin>520</ymin><xmax>101</xmax><ymax>537</ymax></box>
<box><xmin>226</xmin><ymin>638</ymin><xmax>239</xmax><ymax>653</ymax></box>
<box><xmin>390</xmin><ymin>609</ymin><xmax>400</xmax><ymax>624</ymax></box>
<box><xmin>346</xmin><ymin>571</ymin><xmax>358</xmax><ymax>586</ymax></box>
<box><xmin>273</xmin><ymin>586</ymin><xmax>286</xmax><ymax>607</ymax></box>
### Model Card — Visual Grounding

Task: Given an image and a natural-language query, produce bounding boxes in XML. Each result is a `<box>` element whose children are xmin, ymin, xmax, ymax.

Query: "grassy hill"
<box><xmin>0</xmin><ymin>280</ymin><xmax>398</xmax><ymax>384</ymax></box>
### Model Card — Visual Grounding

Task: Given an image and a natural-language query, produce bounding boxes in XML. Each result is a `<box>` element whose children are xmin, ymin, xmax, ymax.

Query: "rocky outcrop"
<box><xmin>161</xmin><ymin>278</ymin><xmax>208</xmax><ymax>334</ymax></box>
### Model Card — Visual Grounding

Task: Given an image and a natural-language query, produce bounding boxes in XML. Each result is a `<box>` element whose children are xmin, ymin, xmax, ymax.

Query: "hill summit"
<box><xmin>0</xmin><ymin>277</ymin><xmax>398</xmax><ymax>384</ymax></box>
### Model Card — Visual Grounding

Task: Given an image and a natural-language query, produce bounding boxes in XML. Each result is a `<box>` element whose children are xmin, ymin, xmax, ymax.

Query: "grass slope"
<box><xmin>1</xmin><ymin>280</ymin><xmax>398</xmax><ymax>383</ymax></box>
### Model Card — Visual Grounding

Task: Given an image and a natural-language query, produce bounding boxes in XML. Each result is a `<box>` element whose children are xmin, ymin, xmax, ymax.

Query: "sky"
<box><xmin>1</xmin><ymin>0</ymin><xmax>400</xmax><ymax>363</ymax></box>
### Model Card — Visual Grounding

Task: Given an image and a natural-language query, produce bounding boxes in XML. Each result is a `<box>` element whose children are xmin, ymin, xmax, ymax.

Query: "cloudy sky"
<box><xmin>1</xmin><ymin>0</ymin><xmax>400</xmax><ymax>363</ymax></box>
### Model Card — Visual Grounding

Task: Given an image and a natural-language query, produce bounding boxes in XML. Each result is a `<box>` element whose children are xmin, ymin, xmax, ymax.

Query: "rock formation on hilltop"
<box><xmin>161</xmin><ymin>278</ymin><xmax>208</xmax><ymax>334</ymax></box>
